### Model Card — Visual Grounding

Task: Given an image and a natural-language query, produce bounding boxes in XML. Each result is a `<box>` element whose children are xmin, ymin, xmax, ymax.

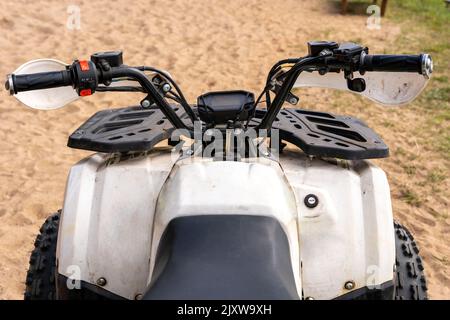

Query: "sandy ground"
<box><xmin>0</xmin><ymin>0</ymin><xmax>448</xmax><ymax>299</ymax></box>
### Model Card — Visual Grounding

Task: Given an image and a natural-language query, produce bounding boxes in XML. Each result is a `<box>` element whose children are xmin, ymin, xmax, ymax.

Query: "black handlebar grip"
<box><xmin>361</xmin><ymin>54</ymin><xmax>433</xmax><ymax>77</ymax></box>
<box><xmin>6</xmin><ymin>70</ymin><xmax>73</xmax><ymax>94</ymax></box>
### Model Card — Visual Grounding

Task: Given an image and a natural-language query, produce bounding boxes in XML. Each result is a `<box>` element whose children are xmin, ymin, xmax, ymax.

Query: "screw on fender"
<box><xmin>304</xmin><ymin>194</ymin><xmax>318</xmax><ymax>208</ymax></box>
<box><xmin>344</xmin><ymin>281</ymin><xmax>355</xmax><ymax>290</ymax></box>
<box><xmin>96</xmin><ymin>277</ymin><xmax>107</xmax><ymax>286</ymax></box>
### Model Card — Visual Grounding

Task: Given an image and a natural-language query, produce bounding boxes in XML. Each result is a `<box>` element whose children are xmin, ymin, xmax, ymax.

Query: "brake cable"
<box><xmin>96</xmin><ymin>86</ymin><xmax>145</xmax><ymax>92</ymax></box>
<box><xmin>134</xmin><ymin>66</ymin><xmax>198</xmax><ymax>124</ymax></box>
<box><xmin>257</xmin><ymin>54</ymin><xmax>332</xmax><ymax>130</ymax></box>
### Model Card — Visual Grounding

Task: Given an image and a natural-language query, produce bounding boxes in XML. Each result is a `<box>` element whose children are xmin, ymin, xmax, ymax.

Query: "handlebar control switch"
<box><xmin>91</xmin><ymin>51</ymin><xmax>123</xmax><ymax>87</ymax></box>
<box><xmin>334</xmin><ymin>43</ymin><xmax>368</xmax><ymax>73</ymax></box>
<box><xmin>91</xmin><ymin>51</ymin><xmax>123</xmax><ymax>68</ymax></box>
<box><xmin>307</xmin><ymin>41</ymin><xmax>339</xmax><ymax>57</ymax></box>
<box><xmin>334</xmin><ymin>43</ymin><xmax>367</xmax><ymax>58</ymax></box>
<box><xmin>72</xmin><ymin>60</ymin><xmax>98</xmax><ymax>96</ymax></box>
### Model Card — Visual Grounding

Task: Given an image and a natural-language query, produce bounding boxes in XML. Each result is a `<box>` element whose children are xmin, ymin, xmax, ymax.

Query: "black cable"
<box><xmin>97</xmin><ymin>86</ymin><xmax>145</xmax><ymax>92</ymax></box>
<box><xmin>258</xmin><ymin>54</ymin><xmax>331</xmax><ymax>130</ymax></box>
<box><xmin>167</xmin><ymin>89</ymin><xmax>181</xmax><ymax>100</ymax></box>
<box><xmin>166</xmin><ymin>91</ymin><xmax>182</xmax><ymax>104</ymax></box>
<box><xmin>252</xmin><ymin>58</ymin><xmax>300</xmax><ymax>111</ymax></box>
<box><xmin>110</xmin><ymin>67</ymin><xmax>189</xmax><ymax>131</ymax></box>
<box><xmin>245</xmin><ymin>90</ymin><xmax>268</xmax><ymax>129</ymax></box>
<box><xmin>248</xmin><ymin>59</ymin><xmax>300</xmax><ymax>128</ymax></box>
<box><xmin>133</xmin><ymin>66</ymin><xmax>198</xmax><ymax>123</ymax></box>
<box><xmin>253</xmin><ymin>88</ymin><xmax>267</xmax><ymax>110</ymax></box>
<box><xmin>265</xmin><ymin>90</ymin><xmax>271</xmax><ymax>109</ymax></box>
<box><xmin>265</xmin><ymin>58</ymin><xmax>300</xmax><ymax>85</ymax></box>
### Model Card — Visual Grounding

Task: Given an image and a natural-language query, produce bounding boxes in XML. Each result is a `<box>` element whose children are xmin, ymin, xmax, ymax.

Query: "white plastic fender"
<box><xmin>57</xmin><ymin>147</ymin><xmax>395</xmax><ymax>299</ymax></box>
<box><xmin>56</xmin><ymin>149</ymin><xmax>176</xmax><ymax>299</ymax></box>
<box><xmin>279</xmin><ymin>148</ymin><xmax>395</xmax><ymax>299</ymax></box>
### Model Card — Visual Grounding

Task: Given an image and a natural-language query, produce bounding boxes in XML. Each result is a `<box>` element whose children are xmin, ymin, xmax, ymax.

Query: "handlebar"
<box><xmin>360</xmin><ymin>53</ymin><xmax>433</xmax><ymax>77</ymax></box>
<box><xmin>5</xmin><ymin>44</ymin><xmax>433</xmax><ymax>134</ymax></box>
<box><xmin>6</xmin><ymin>60</ymin><xmax>98</xmax><ymax>96</ymax></box>
<box><xmin>5</xmin><ymin>60</ymin><xmax>190</xmax><ymax>130</ymax></box>
<box><xmin>257</xmin><ymin>43</ymin><xmax>433</xmax><ymax>130</ymax></box>
<box><xmin>6</xmin><ymin>70</ymin><xmax>73</xmax><ymax>95</ymax></box>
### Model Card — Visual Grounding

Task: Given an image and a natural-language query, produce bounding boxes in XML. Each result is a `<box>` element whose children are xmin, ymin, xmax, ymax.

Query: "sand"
<box><xmin>0</xmin><ymin>0</ymin><xmax>448</xmax><ymax>299</ymax></box>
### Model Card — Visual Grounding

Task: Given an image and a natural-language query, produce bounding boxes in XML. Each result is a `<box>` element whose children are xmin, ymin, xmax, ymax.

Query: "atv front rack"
<box><xmin>248</xmin><ymin>109</ymin><xmax>388</xmax><ymax>159</ymax></box>
<box><xmin>68</xmin><ymin>105</ymin><xmax>388</xmax><ymax>159</ymax></box>
<box><xmin>68</xmin><ymin>105</ymin><xmax>185</xmax><ymax>153</ymax></box>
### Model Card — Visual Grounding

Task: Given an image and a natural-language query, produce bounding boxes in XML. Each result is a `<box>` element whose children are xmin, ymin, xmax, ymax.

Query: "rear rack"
<box><xmin>68</xmin><ymin>105</ymin><xmax>388</xmax><ymax>159</ymax></box>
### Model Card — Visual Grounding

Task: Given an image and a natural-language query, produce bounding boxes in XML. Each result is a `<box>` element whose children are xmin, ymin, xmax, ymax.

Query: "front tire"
<box><xmin>24</xmin><ymin>211</ymin><xmax>109</xmax><ymax>300</ymax></box>
<box><xmin>394</xmin><ymin>221</ymin><xmax>428</xmax><ymax>300</ymax></box>
<box><xmin>24</xmin><ymin>211</ymin><xmax>60</xmax><ymax>300</ymax></box>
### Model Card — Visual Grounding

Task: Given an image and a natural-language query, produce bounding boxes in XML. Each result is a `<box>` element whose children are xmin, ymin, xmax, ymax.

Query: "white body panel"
<box><xmin>57</xmin><ymin>147</ymin><xmax>395</xmax><ymax>300</ymax></box>
<box><xmin>56</xmin><ymin>150</ymin><xmax>175</xmax><ymax>299</ymax></box>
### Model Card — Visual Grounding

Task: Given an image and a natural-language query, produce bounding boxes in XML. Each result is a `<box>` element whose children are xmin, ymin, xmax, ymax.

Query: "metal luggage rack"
<box><xmin>68</xmin><ymin>105</ymin><xmax>187</xmax><ymax>153</ymax></box>
<box><xmin>68</xmin><ymin>105</ymin><xmax>388</xmax><ymax>159</ymax></box>
<box><xmin>248</xmin><ymin>108</ymin><xmax>388</xmax><ymax>159</ymax></box>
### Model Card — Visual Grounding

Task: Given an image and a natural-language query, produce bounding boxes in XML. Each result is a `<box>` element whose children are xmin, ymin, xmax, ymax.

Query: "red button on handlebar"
<box><xmin>79</xmin><ymin>60</ymin><xmax>90</xmax><ymax>71</ymax></box>
<box><xmin>80</xmin><ymin>89</ymin><xmax>92</xmax><ymax>96</ymax></box>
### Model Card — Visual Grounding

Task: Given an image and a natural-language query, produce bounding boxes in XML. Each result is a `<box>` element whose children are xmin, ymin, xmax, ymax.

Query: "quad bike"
<box><xmin>5</xmin><ymin>41</ymin><xmax>433</xmax><ymax>300</ymax></box>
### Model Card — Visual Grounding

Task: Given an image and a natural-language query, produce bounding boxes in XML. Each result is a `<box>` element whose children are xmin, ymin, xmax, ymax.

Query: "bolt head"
<box><xmin>96</xmin><ymin>277</ymin><xmax>107</xmax><ymax>286</ymax></box>
<box><xmin>162</xmin><ymin>83</ymin><xmax>171</xmax><ymax>92</ymax></box>
<box><xmin>344</xmin><ymin>281</ymin><xmax>355</xmax><ymax>290</ymax></box>
<box><xmin>141</xmin><ymin>99</ymin><xmax>151</xmax><ymax>108</ymax></box>
<box><xmin>305</xmin><ymin>296</ymin><xmax>314</xmax><ymax>300</ymax></box>
<box><xmin>135</xmin><ymin>294</ymin><xmax>143</xmax><ymax>300</ymax></box>
<box><xmin>304</xmin><ymin>194</ymin><xmax>319</xmax><ymax>208</ymax></box>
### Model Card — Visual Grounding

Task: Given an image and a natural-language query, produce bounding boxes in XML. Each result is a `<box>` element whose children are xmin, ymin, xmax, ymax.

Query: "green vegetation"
<box><xmin>439</xmin><ymin>133</ymin><xmax>450</xmax><ymax>155</ymax></box>
<box><xmin>403</xmin><ymin>164</ymin><xmax>417</xmax><ymax>175</ymax></box>
<box><xmin>426</xmin><ymin>87</ymin><xmax>450</xmax><ymax>102</ymax></box>
<box><xmin>390</xmin><ymin>0</ymin><xmax>450</xmax><ymax>159</ymax></box>
<box><xmin>391</xmin><ymin>0</ymin><xmax>450</xmax><ymax>30</ymax></box>
<box><xmin>427</xmin><ymin>168</ymin><xmax>447</xmax><ymax>184</ymax></box>
<box><xmin>400</xmin><ymin>186</ymin><xmax>422</xmax><ymax>207</ymax></box>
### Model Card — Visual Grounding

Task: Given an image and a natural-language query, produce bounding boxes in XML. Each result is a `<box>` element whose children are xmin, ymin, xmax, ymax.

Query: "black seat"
<box><xmin>143</xmin><ymin>215</ymin><xmax>300</xmax><ymax>300</ymax></box>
